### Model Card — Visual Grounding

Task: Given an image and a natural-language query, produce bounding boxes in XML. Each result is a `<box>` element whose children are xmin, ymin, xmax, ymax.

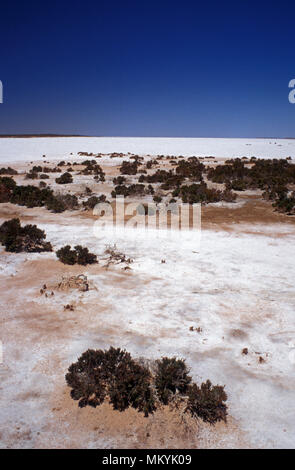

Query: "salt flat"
<box><xmin>0</xmin><ymin>138</ymin><xmax>295</xmax><ymax>448</ymax></box>
<box><xmin>0</xmin><ymin>136</ymin><xmax>295</xmax><ymax>162</ymax></box>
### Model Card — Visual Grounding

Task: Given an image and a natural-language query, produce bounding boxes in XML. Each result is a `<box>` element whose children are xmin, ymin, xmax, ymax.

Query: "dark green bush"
<box><xmin>79</xmin><ymin>161</ymin><xmax>105</xmax><ymax>181</ymax></box>
<box><xmin>46</xmin><ymin>194</ymin><xmax>79</xmax><ymax>213</ymax></box>
<box><xmin>0</xmin><ymin>177</ymin><xmax>17</xmax><ymax>202</ymax></box>
<box><xmin>120</xmin><ymin>160</ymin><xmax>139</xmax><ymax>175</ymax></box>
<box><xmin>0</xmin><ymin>167</ymin><xmax>18</xmax><ymax>175</ymax></box>
<box><xmin>111</xmin><ymin>184</ymin><xmax>146</xmax><ymax>198</ymax></box>
<box><xmin>186</xmin><ymin>380</ymin><xmax>227</xmax><ymax>424</ymax></box>
<box><xmin>56</xmin><ymin>245</ymin><xmax>97</xmax><ymax>265</ymax></box>
<box><xmin>10</xmin><ymin>185</ymin><xmax>54</xmax><ymax>208</ymax></box>
<box><xmin>113</xmin><ymin>176</ymin><xmax>126</xmax><ymax>185</ymax></box>
<box><xmin>25</xmin><ymin>171</ymin><xmax>38</xmax><ymax>180</ymax></box>
<box><xmin>172</xmin><ymin>182</ymin><xmax>236</xmax><ymax>204</ymax></box>
<box><xmin>155</xmin><ymin>357</ymin><xmax>191</xmax><ymax>405</ymax></box>
<box><xmin>32</xmin><ymin>165</ymin><xmax>43</xmax><ymax>173</ymax></box>
<box><xmin>0</xmin><ymin>218</ymin><xmax>52</xmax><ymax>253</ymax></box>
<box><xmin>66</xmin><ymin>348</ymin><xmax>228</xmax><ymax>422</ymax></box>
<box><xmin>82</xmin><ymin>194</ymin><xmax>108</xmax><ymax>209</ymax></box>
<box><xmin>65</xmin><ymin>347</ymin><xmax>156</xmax><ymax>417</ymax></box>
<box><xmin>55</xmin><ymin>172</ymin><xmax>73</xmax><ymax>184</ymax></box>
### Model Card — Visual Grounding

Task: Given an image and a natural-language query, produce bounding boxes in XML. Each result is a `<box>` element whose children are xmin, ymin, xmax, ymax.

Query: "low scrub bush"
<box><xmin>0</xmin><ymin>167</ymin><xmax>18</xmax><ymax>175</ymax></box>
<box><xmin>155</xmin><ymin>357</ymin><xmax>191</xmax><ymax>405</ymax></box>
<box><xmin>0</xmin><ymin>178</ymin><xmax>77</xmax><ymax>213</ymax></box>
<box><xmin>186</xmin><ymin>380</ymin><xmax>227</xmax><ymax>424</ymax></box>
<box><xmin>120</xmin><ymin>160</ymin><xmax>140</xmax><ymax>175</ymax></box>
<box><xmin>0</xmin><ymin>176</ymin><xmax>17</xmax><ymax>203</ymax></box>
<box><xmin>79</xmin><ymin>161</ymin><xmax>105</xmax><ymax>181</ymax></box>
<box><xmin>56</xmin><ymin>245</ymin><xmax>97</xmax><ymax>265</ymax></box>
<box><xmin>46</xmin><ymin>194</ymin><xmax>79</xmax><ymax>213</ymax></box>
<box><xmin>66</xmin><ymin>348</ymin><xmax>228</xmax><ymax>423</ymax></box>
<box><xmin>55</xmin><ymin>172</ymin><xmax>73</xmax><ymax>184</ymax></box>
<box><xmin>113</xmin><ymin>176</ymin><xmax>126</xmax><ymax>185</ymax></box>
<box><xmin>10</xmin><ymin>185</ymin><xmax>54</xmax><ymax>208</ymax></box>
<box><xmin>111</xmin><ymin>184</ymin><xmax>146</xmax><ymax>198</ymax></box>
<box><xmin>82</xmin><ymin>194</ymin><xmax>108</xmax><ymax>209</ymax></box>
<box><xmin>0</xmin><ymin>218</ymin><xmax>52</xmax><ymax>253</ymax></box>
<box><xmin>172</xmin><ymin>182</ymin><xmax>236</xmax><ymax>204</ymax></box>
<box><xmin>65</xmin><ymin>347</ymin><xmax>156</xmax><ymax>416</ymax></box>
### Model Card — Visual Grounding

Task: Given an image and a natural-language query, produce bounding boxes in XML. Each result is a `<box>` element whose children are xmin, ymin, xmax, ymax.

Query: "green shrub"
<box><xmin>55</xmin><ymin>172</ymin><xmax>73</xmax><ymax>184</ymax></box>
<box><xmin>46</xmin><ymin>194</ymin><xmax>79</xmax><ymax>213</ymax></box>
<box><xmin>0</xmin><ymin>177</ymin><xmax>17</xmax><ymax>202</ymax></box>
<box><xmin>25</xmin><ymin>171</ymin><xmax>39</xmax><ymax>180</ymax></box>
<box><xmin>82</xmin><ymin>194</ymin><xmax>108</xmax><ymax>209</ymax></box>
<box><xmin>186</xmin><ymin>380</ymin><xmax>227</xmax><ymax>424</ymax></box>
<box><xmin>172</xmin><ymin>182</ymin><xmax>236</xmax><ymax>204</ymax></box>
<box><xmin>56</xmin><ymin>245</ymin><xmax>97</xmax><ymax>265</ymax></box>
<box><xmin>120</xmin><ymin>160</ymin><xmax>139</xmax><ymax>175</ymax></box>
<box><xmin>111</xmin><ymin>184</ymin><xmax>146</xmax><ymax>198</ymax></box>
<box><xmin>10</xmin><ymin>185</ymin><xmax>54</xmax><ymax>208</ymax></box>
<box><xmin>65</xmin><ymin>347</ymin><xmax>156</xmax><ymax>417</ymax></box>
<box><xmin>0</xmin><ymin>167</ymin><xmax>18</xmax><ymax>175</ymax></box>
<box><xmin>66</xmin><ymin>348</ymin><xmax>228</xmax><ymax>422</ymax></box>
<box><xmin>32</xmin><ymin>165</ymin><xmax>43</xmax><ymax>173</ymax></box>
<box><xmin>79</xmin><ymin>161</ymin><xmax>105</xmax><ymax>181</ymax></box>
<box><xmin>113</xmin><ymin>176</ymin><xmax>126</xmax><ymax>185</ymax></box>
<box><xmin>155</xmin><ymin>357</ymin><xmax>191</xmax><ymax>405</ymax></box>
<box><xmin>0</xmin><ymin>218</ymin><xmax>52</xmax><ymax>253</ymax></box>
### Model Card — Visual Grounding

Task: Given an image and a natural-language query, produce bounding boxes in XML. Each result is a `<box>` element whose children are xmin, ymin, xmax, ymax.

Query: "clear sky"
<box><xmin>0</xmin><ymin>0</ymin><xmax>295</xmax><ymax>137</ymax></box>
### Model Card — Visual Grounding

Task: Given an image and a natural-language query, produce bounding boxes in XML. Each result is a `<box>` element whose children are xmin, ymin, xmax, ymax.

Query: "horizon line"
<box><xmin>0</xmin><ymin>134</ymin><xmax>294</xmax><ymax>140</ymax></box>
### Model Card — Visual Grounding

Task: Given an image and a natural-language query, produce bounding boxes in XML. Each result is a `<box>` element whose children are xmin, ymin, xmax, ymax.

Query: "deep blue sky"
<box><xmin>0</xmin><ymin>1</ymin><xmax>295</xmax><ymax>137</ymax></box>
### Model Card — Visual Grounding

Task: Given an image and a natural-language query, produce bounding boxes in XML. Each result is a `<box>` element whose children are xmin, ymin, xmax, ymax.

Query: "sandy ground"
<box><xmin>0</xmin><ymin>142</ymin><xmax>295</xmax><ymax>449</ymax></box>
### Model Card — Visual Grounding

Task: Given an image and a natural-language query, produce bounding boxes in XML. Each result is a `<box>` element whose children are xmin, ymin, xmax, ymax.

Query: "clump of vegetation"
<box><xmin>207</xmin><ymin>158</ymin><xmax>295</xmax><ymax>215</ymax></box>
<box><xmin>0</xmin><ymin>177</ymin><xmax>80</xmax><ymax>213</ymax></box>
<box><xmin>186</xmin><ymin>380</ymin><xmax>228</xmax><ymax>424</ymax></box>
<box><xmin>120</xmin><ymin>160</ymin><xmax>140</xmax><ymax>175</ymax></box>
<box><xmin>113</xmin><ymin>176</ymin><xmax>126</xmax><ymax>185</ymax></box>
<box><xmin>0</xmin><ymin>167</ymin><xmax>18</xmax><ymax>175</ymax></box>
<box><xmin>66</xmin><ymin>347</ymin><xmax>228</xmax><ymax>423</ymax></box>
<box><xmin>271</xmin><ymin>191</ymin><xmax>295</xmax><ymax>215</ymax></box>
<box><xmin>25</xmin><ymin>170</ymin><xmax>38</xmax><ymax>180</ymax></box>
<box><xmin>79</xmin><ymin>161</ymin><xmax>105</xmax><ymax>181</ymax></box>
<box><xmin>55</xmin><ymin>172</ymin><xmax>73</xmax><ymax>184</ymax></box>
<box><xmin>111</xmin><ymin>184</ymin><xmax>146</xmax><ymax>198</ymax></box>
<box><xmin>172</xmin><ymin>182</ymin><xmax>236</xmax><ymax>204</ymax></box>
<box><xmin>56</xmin><ymin>245</ymin><xmax>97</xmax><ymax>265</ymax></box>
<box><xmin>65</xmin><ymin>347</ymin><xmax>156</xmax><ymax>416</ymax></box>
<box><xmin>146</xmin><ymin>159</ymin><xmax>158</xmax><ymax>169</ymax></box>
<box><xmin>0</xmin><ymin>176</ymin><xmax>17</xmax><ymax>203</ymax></box>
<box><xmin>139</xmin><ymin>169</ymin><xmax>184</xmax><ymax>190</ymax></box>
<box><xmin>10</xmin><ymin>184</ymin><xmax>54</xmax><ymax>208</ymax></box>
<box><xmin>41</xmin><ymin>166</ymin><xmax>62</xmax><ymax>173</ymax></box>
<box><xmin>46</xmin><ymin>194</ymin><xmax>79</xmax><ymax>212</ymax></box>
<box><xmin>0</xmin><ymin>218</ymin><xmax>52</xmax><ymax>253</ymax></box>
<box><xmin>155</xmin><ymin>357</ymin><xmax>191</xmax><ymax>405</ymax></box>
<box><xmin>82</xmin><ymin>194</ymin><xmax>108</xmax><ymax>210</ymax></box>
<box><xmin>175</xmin><ymin>157</ymin><xmax>205</xmax><ymax>180</ymax></box>
<box><xmin>32</xmin><ymin>165</ymin><xmax>43</xmax><ymax>173</ymax></box>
